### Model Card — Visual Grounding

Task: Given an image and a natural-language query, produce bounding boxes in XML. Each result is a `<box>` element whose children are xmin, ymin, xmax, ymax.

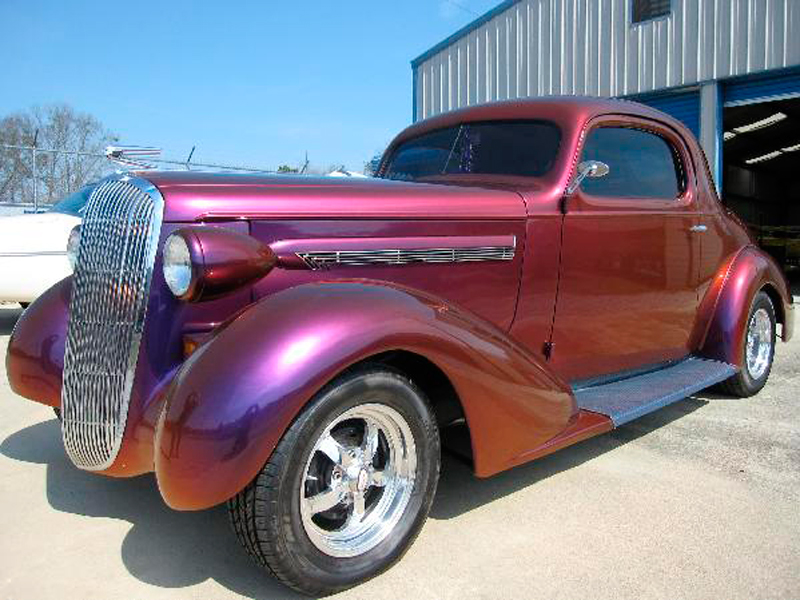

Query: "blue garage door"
<box><xmin>723</xmin><ymin>67</ymin><xmax>800</xmax><ymax>106</ymax></box>
<box><xmin>626</xmin><ymin>89</ymin><xmax>701</xmax><ymax>139</ymax></box>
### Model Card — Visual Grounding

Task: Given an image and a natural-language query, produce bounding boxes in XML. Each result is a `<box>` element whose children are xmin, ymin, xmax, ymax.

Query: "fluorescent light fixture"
<box><xmin>745</xmin><ymin>151</ymin><xmax>782</xmax><ymax>164</ymax></box>
<box><xmin>744</xmin><ymin>141</ymin><xmax>800</xmax><ymax>164</ymax></box>
<box><xmin>723</xmin><ymin>131</ymin><xmax>737</xmax><ymax>141</ymax></box>
<box><xmin>733</xmin><ymin>112</ymin><xmax>787</xmax><ymax>134</ymax></box>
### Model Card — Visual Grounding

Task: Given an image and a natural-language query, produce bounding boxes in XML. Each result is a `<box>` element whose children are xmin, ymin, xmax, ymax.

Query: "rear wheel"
<box><xmin>228</xmin><ymin>367</ymin><xmax>440</xmax><ymax>596</ymax></box>
<box><xmin>719</xmin><ymin>291</ymin><xmax>776</xmax><ymax>397</ymax></box>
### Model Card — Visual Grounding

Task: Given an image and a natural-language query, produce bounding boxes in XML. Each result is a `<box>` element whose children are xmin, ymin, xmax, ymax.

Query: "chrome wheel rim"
<box><xmin>299</xmin><ymin>403</ymin><xmax>417</xmax><ymax>558</ymax></box>
<box><xmin>746</xmin><ymin>307</ymin><xmax>773</xmax><ymax>381</ymax></box>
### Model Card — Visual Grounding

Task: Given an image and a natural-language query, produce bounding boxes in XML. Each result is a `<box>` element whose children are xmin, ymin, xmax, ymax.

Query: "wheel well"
<box><xmin>360</xmin><ymin>350</ymin><xmax>474</xmax><ymax>466</ymax></box>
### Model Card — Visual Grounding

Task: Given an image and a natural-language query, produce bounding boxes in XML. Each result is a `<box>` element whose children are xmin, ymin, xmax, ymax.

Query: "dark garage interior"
<box><xmin>723</xmin><ymin>96</ymin><xmax>800</xmax><ymax>276</ymax></box>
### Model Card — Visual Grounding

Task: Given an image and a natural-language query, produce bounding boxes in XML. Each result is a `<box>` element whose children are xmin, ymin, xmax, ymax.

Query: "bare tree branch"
<box><xmin>0</xmin><ymin>104</ymin><xmax>117</xmax><ymax>204</ymax></box>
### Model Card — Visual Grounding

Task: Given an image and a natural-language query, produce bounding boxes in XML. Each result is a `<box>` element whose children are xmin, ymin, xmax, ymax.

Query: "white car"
<box><xmin>0</xmin><ymin>185</ymin><xmax>91</xmax><ymax>307</ymax></box>
<box><xmin>326</xmin><ymin>169</ymin><xmax>368</xmax><ymax>178</ymax></box>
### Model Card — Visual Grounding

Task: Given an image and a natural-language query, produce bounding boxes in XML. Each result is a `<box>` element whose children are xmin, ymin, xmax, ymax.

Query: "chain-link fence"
<box><xmin>0</xmin><ymin>143</ymin><xmax>276</xmax><ymax>215</ymax></box>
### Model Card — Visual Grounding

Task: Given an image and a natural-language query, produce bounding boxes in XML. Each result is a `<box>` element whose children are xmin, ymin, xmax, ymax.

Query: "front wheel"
<box><xmin>228</xmin><ymin>367</ymin><xmax>440</xmax><ymax>596</ymax></box>
<box><xmin>719</xmin><ymin>291</ymin><xmax>776</xmax><ymax>397</ymax></box>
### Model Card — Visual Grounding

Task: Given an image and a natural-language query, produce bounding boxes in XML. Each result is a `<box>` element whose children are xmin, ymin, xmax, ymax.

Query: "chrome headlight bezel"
<box><xmin>162</xmin><ymin>233</ymin><xmax>194</xmax><ymax>299</ymax></box>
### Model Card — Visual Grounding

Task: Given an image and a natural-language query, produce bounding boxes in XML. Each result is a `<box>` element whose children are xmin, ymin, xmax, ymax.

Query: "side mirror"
<box><xmin>565</xmin><ymin>160</ymin><xmax>609</xmax><ymax>196</ymax></box>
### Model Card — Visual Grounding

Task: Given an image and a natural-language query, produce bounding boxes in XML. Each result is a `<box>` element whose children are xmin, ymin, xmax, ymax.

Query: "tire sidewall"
<box><xmin>273</xmin><ymin>369</ymin><xmax>439</xmax><ymax>591</ymax></box>
<box><xmin>739</xmin><ymin>292</ymin><xmax>776</xmax><ymax>394</ymax></box>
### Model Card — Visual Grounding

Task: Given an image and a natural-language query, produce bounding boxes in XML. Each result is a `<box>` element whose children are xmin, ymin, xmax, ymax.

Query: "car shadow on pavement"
<box><xmin>0</xmin><ymin>393</ymin><xmax>726</xmax><ymax>598</ymax></box>
<box><xmin>0</xmin><ymin>417</ymin><xmax>306</xmax><ymax>600</ymax></box>
<box><xmin>431</xmin><ymin>396</ymin><xmax>709</xmax><ymax>520</ymax></box>
<box><xmin>0</xmin><ymin>306</ymin><xmax>22</xmax><ymax>335</ymax></box>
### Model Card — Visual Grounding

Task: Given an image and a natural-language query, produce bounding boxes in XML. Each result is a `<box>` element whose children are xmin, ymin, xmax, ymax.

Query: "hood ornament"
<box><xmin>105</xmin><ymin>145</ymin><xmax>162</xmax><ymax>170</ymax></box>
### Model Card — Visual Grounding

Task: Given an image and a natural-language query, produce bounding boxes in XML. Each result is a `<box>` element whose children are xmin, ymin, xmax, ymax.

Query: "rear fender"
<box><xmin>155</xmin><ymin>280</ymin><xmax>574</xmax><ymax>510</ymax></box>
<box><xmin>697</xmin><ymin>246</ymin><xmax>793</xmax><ymax>365</ymax></box>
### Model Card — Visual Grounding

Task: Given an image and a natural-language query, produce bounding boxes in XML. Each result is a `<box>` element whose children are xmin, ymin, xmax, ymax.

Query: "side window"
<box><xmin>580</xmin><ymin>127</ymin><xmax>683</xmax><ymax>199</ymax></box>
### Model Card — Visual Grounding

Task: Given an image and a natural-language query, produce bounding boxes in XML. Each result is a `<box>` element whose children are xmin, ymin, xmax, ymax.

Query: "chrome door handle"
<box><xmin>690</xmin><ymin>225</ymin><xmax>708</xmax><ymax>233</ymax></box>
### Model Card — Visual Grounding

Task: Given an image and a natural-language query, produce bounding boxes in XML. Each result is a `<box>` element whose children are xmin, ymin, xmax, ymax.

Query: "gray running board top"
<box><xmin>573</xmin><ymin>357</ymin><xmax>738</xmax><ymax>427</ymax></box>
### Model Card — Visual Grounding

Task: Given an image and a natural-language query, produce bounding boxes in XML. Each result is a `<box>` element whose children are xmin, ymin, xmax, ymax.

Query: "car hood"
<box><xmin>142</xmin><ymin>171</ymin><xmax>528</xmax><ymax>222</ymax></box>
<box><xmin>0</xmin><ymin>212</ymin><xmax>80</xmax><ymax>254</ymax></box>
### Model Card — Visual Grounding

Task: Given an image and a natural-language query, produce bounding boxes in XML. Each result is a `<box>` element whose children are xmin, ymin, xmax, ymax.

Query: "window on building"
<box><xmin>580</xmin><ymin>127</ymin><xmax>683</xmax><ymax>199</ymax></box>
<box><xmin>632</xmin><ymin>0</ymin><xmax>671</xmax><ymax>24</ymax></box>
<box><xmin>381</xmin><ymin>120</ymin><xmax>561</xmax><ymax>180</ymax></box>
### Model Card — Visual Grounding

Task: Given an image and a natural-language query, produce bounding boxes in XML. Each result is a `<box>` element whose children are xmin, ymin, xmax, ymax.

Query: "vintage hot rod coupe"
<box><xmin>6</xmin><ymin>98</ymin><xmax>794</xmax><ymax>595</ymax></box>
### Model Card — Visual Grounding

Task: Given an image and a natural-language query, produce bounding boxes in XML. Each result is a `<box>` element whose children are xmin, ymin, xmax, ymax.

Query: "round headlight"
<box><xmin>163</xmin><ymin>233</ymin><xmax>193</xmax><ymax>298</ymax></box>
<box><xmin>66</xmin><ymin>225</ymin><xmax>81</xmax><ymax>272</ymax></box>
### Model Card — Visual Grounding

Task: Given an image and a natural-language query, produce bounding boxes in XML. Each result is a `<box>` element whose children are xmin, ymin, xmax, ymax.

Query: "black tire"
<box><xmin>53</xmin><ymin>407</ymin><xmax>61</xmax><ymax>421</ymax></box>
<box><xmin>718</xmin><ymin>291</ymin><xmax>776</xmax><ymax>397</ymax></box>
<box><xmin>19</xmin><ymin>302</ymin><xmax>29</xmax><ymax>309</ymax></box>
<box><xmin>227</xmin><ymin>366</ymin><xmax>440</xmax><ymax>596</ymax></box>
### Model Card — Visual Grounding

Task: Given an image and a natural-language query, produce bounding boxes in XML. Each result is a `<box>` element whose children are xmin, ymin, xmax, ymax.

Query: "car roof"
<box><xmin>389</xmin><ymin>96</ymin><xmax>691</xmax><ymax>149</ymax></box>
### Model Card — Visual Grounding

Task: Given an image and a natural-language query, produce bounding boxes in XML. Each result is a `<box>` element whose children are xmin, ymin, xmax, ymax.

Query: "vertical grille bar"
<box><xmin>61</xmin><ymin>176</ymin><xmax>164</xmax><ymax>470</ymax></box>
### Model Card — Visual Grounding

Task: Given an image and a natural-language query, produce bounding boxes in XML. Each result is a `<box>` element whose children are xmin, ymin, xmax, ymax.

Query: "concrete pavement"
<box><xmin>1</xmin><ymin>289</ymin><xmax>798</xmax><ymax>600</ymax></box>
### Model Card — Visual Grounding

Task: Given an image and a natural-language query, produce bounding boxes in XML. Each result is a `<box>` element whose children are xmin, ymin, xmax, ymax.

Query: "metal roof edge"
<box><xmin>411</xmin><ymin>0</ymin><xmax>521</xmax><ymax>68</ymax></box>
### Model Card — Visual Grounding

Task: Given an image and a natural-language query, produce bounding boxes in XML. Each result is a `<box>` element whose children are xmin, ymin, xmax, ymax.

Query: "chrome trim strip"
<box><xmin>61</xmin><ymin>174</ymin><xmax>164</xmax><ymax>471</ymax></box>
<box><xmin>297</xmin><ymin>242</ymin><xmax>516</xmax><ymax>270</ymax></box>
<box><xmin>0</xmin><ymin>251</ymin><xmax>68</xmax><ymax>257</ymax></box>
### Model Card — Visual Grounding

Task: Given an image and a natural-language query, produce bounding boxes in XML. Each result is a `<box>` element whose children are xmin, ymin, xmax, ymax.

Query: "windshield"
<box><xmin>49</xmin><ymin>184</ymin><xmax>94</xmax><ymax>217</ymax></box>
<box><xmin>381</xmin><ymin>120</ymin><xmax>561</xmax><ymax>181</ymax></box>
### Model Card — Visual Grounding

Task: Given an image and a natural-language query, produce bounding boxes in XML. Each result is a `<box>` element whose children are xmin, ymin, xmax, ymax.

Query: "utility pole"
<box><xmin>32</xmin><ymin>130</ymin><xmax>39</xmax><ymax>212</ymax></box>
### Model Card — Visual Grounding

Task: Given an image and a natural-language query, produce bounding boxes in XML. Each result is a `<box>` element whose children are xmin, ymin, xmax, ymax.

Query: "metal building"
<box><xmin>412</xmin><ymin>0</ymin><xmax>800</xmax><ymax>268</ymax></box>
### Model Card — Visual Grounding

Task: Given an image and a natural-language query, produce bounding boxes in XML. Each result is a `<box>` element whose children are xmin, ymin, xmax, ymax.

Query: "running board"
<box><xmin>574</xmin><ymin>357</ymin><xmax>737</xmax><ymax>427</ymax></box>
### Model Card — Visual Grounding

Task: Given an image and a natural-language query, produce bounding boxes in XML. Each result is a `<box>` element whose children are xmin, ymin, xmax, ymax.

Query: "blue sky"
<box><xmin>0</xmin><ymin>0</ymin><xmax>499</xmax><ymax>172</ymax></box>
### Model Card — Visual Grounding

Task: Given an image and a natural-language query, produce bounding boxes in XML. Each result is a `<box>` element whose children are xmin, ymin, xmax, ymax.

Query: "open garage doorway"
<box><xmin>722</xmin><ymin>96</ymin><xmax>800</xmax><ymax>282</ymax></box>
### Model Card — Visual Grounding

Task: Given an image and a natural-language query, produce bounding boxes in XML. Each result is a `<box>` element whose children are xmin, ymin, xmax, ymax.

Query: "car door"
<box><xmin>549</xmin><ymin>117</ymin><xmax>702</xmax><ymax>382</ymax></box>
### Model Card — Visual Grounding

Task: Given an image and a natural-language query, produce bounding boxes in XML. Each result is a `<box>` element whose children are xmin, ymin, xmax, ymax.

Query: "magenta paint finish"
<box><xmin>699</xmin><ymin>246</ymin><xmax>794</xmax><ymax>365</ymax></box>
<box><xmin>155</xmin><ymin>280</ymin><xmax>574</xmax><ymax>510</ymax></box>
<box><xmin>6</xmin><ymin>277</ymin><xmax>71</xmax><ymax>408</ymax></box>
<box><xmin>171</xmin><ymin>226</ymin><xmax>276</xmax><ymax>301</ymax></box>
<box><xmin>251</xmin><ymin>219</ymin><xmax>526</xmax><ymax>333</ymax></box>
<box><xmin>145</xmin><ymin>172</ymin><xmax>528</xmax><ymax>223</ymax></box>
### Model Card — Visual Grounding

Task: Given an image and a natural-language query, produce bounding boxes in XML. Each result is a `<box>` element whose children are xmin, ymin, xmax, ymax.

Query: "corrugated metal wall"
<box><xmin>413</xmin><ymin>0</ymin><xmax>800</xmax><ymax>121</ymax></box>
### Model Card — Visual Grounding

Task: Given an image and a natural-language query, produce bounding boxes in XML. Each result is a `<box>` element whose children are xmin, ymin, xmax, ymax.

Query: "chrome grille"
<box><xmin>297</xmin><ymin>244</ymin><xmax>515</xmax><ymax>270</ymax></box>
<box><xmin>61</xmin><ymin>176</ymin><xmax>164</xmax><ymax>470</ymax></box>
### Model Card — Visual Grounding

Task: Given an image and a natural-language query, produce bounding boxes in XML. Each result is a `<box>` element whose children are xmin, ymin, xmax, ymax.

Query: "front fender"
<box><xmin>6</xmin><ymin>277</ymin><xmax>71</xmax><ymax>407</ymax></box>
<box><xmin>699</xmin><ymin>246</ymin><xmax>793</xmax><ymax>365</ymax></box>
<box><xmin>155</xmin><ymin>280</ymin><xmax>573</xmax><ymax>510</ymax></box>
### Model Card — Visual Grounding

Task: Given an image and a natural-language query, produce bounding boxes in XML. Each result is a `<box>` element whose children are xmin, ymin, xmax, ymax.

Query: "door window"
<box><xmin>580</xmin><ymin>127</ymin><xmax>683</xmax><ymax>199</ymax></box>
